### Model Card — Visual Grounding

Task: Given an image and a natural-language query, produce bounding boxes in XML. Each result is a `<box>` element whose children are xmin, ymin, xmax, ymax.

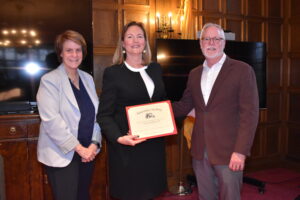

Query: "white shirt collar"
<box><xmin>124</xmin><ymin>61</ymin><xmax>147</xmax><ymax>72</ymax></box>
<box><xmin>203</xmin><ymin>53</ymin><xmax>227</xmax><ymax>69</ymax></box>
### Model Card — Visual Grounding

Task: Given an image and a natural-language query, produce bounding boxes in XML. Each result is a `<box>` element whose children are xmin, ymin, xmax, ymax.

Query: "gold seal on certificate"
<box><xmin>126</xmin><ymin>100</ymin><xmax>177</xmax><ymax>139</ymax></box>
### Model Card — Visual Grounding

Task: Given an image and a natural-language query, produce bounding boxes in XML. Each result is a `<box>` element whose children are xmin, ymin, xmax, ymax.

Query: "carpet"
<box><xmin>242</xmin><ymin>168</ymin><xmax>300</xmax><ymax>200</ymax></box>
<box><xmin>155</xmin><ymin>168</ymin><xmax>300</xmax><ymax>200</ymax></box>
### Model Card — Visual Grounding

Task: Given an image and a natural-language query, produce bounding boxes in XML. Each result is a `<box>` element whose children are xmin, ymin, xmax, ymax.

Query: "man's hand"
<box><xmin>229</xmin><ymin>152</ymin><xmax>246</xmax><ymax>171</ymax></box>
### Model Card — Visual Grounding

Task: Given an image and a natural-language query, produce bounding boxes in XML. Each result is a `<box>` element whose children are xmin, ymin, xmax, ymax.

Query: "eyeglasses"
<box><xmin>201</xmin><ymin>37</ymin><xmax>224</xmax><ymax>43</ymax></box>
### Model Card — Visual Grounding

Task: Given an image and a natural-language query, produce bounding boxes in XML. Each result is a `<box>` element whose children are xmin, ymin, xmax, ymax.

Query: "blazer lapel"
<box><xmin>196</xmin><ymin>66</ymin><xmax>206</xmax><ymax>109</ymax></box>
<box><xmin>58</xmin><ymin>65</ymin><xmax>79</xmax><ymax>110</ymax></box>
<box><xmin>206</xmin><ymin>57</ymin><xmax>233</xmax><ymax>107</ymax></box>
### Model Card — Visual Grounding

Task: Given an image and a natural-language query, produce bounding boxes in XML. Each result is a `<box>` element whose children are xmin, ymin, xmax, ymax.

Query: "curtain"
<box><xmin>180</xmin><ymin>0</ymin><xmax>195</xmax><ymax>39</ymax></box>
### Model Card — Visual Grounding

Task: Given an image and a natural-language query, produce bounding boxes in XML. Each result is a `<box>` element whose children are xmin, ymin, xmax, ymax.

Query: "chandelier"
<box><xmin>0</xmin><ymin>28</ymin><xmax>41</xmax><ymax>47</ymax></box>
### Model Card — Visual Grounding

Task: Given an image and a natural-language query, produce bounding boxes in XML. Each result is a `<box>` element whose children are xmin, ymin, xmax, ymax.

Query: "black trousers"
<box><xmin>45</xmin><ymin>153</ymin><xmax>95</xmax><ymax>200</ymax></box>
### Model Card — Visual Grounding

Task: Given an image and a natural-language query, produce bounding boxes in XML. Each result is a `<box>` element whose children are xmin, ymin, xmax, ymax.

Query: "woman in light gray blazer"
<box><xmin>37</xmin><ymin>30</ymin><xmax>101</xmax><ymax>200</ymax></box>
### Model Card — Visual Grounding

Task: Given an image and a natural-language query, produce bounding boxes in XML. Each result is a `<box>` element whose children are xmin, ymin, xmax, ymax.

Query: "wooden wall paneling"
<box><xmin>267</xmin><ymin>22</ymin><xmax>282</xmax><ymax>54</ymax></box>
<box><xmin>280</xmin><ymin>0</ymin><xmax>290</xmax><ymax>161</ymax></box>
<box><xmin>249</xmin><ymin>126</ymin><xmax>264</xmax><ymax>158</ymax></box>
<box><xmin>124</xmin><ymin>0</ymin><xmax>149</xmax><ymax>5</ymax></box>
<box><xmin>226</xmin><ymin>0</ymin><xmax>243</xmax><ymax>15</ymax></box>
<box><xmin>285</xmin><ymin>0</ymin><xmax>300</xmax><ymax>161</ymax></box>
<box><xmin>93</xmin><ymin>10</ymin><xmax>118</xmax><ymax>47</ymax></box>
<box><xmin>288</xmin><ymin>93</ymin><xmax>300</xmax><ymax>123</ymax></box>
<box><xmin>94</xmin><ymin>55</ymin><xmax>113</xmax><ymax>93</ymax></box>
<box><xmin>267</xmin><ymin>0</ymin><xmax>282</xmax><ymax>17</ymax></box>
<box><xmin>265</xmin><ymin>126</ymin><xmax>281</xmax><ymax>155</ymax></box>
<box><xmin>92</xmin><ymin>0</ymin><xmax>118</xmax><ymax>95</ymax></box>
<box><xmin>194</xmin><ymin>14</ymin><xmax>199</xmax><ymax>38</ymax></box>
<box><xmin>155</xmin><ymin>0</ymin><xmax>171</xmax><ymax>16</ymax></box>
<box><xmin>123</xmin><ymin>10</ymin><xmax>150</xmax><ymax>25</ymax></box>
<box><xmin>123</xmin><ymin>9</ymin><xmax>150</xmax><ymax>29</ymax></box>
<box><xmin>225</xmin><ymin>18</ymin><xmax>243</xmax><ymax>41</ymax></box>
<box><xmin>93</xmin><ymin>0</ymin><xmax>116</xmax><ymax>3</ymax></box>
<box><xmin>287</xmin><ymin>126</ymin><xmax>300</xmax><ymax>160</ymax></box>
<box><xmin>198</xmin><ymin>12</ymin><xmax>203</xmax><ymax>30</ymax></box>
<box><xmin>290</xmin><ymin>0</ymin><xmax>300</xmax><ymax>17</ymax></box>
<box><xmin>289</xmin><ymin>22</ymin><xmax>300</xmax><ymax>53</ymax></box>
<box><xmin>267</xmin><ymin>58</ymin><xmax>282</xmax><ymax>89</ymax></box>
<box><xmin>246</xmin><ymin>20</ymin><xmax>264</xmax><ymax>42</ymax></box>
<box><xmin>267</xmin><ymin>92</ymin><xmax>282</xmax><ymax>122</ymax></box>
<box><xmin>289</xmin><ymin>58</ymin><xmax>300</xmax><ymax>88</ymax></box>
<box><xmin>201</xmin><ymin>0</ymin><xmax>222</xmax><ymax>13</ymax></box>
<box><xmin>246</xmin><ymin>0</ymin><xmax>264</xmax><ymax>17</ymax></box>
<box><xmin>192</xmin><ymin>0</ymin><xmax>198</xmax><ymax>10</ymax></box>
<box><xmin>201</xmin><ymin>16</ymin><xmax>222</xmax><ymax>26</ymax></box>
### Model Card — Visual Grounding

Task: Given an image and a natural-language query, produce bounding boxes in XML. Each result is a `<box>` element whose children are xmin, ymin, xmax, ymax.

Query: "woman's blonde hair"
<box><xmin>112</xmin><ymin>21</ymin><xmax>151</xmax><ymax>65</ymax></box>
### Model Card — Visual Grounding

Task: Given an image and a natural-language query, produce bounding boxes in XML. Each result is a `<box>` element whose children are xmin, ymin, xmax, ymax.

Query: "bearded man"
<box><xmin>172</xmin><ymin>23</ymin><xmax>259</xmax><ymax>200</ymax></box>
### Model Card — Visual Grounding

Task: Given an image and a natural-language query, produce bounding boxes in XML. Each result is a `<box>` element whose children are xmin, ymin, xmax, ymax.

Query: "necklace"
<box><xmin>68</xmin><ymin>72</ymin><xmax>80</xmax><ymax>89</ymax></box>
<box><xmin>69</xmin><ymin>75</ymin><xmax>78</xmax><ymax>83</ymax></box>
<box><xmin>67</xmin><ymin>71</ymin><xmax>78</xmax><ymax>81</ymax></box>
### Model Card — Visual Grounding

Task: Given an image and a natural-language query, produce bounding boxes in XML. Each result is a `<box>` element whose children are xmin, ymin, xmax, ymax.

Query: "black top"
<box><xmin>97</xmin><ymin>62</ymin><xmax>167</xmax><ymax>200</ymax></box>
<box><xmin>70</xmin><ymin>78</ymin><xmax>95</xmax><ymax>147</ymax></box>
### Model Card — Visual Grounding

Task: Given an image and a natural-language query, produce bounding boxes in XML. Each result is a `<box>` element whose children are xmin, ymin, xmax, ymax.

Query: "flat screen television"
<box><xmin>156</xmin><ymin>39</ymin><xmax>267</xmax><ymax>108</ymax></box>
<box><xmin>0</xmin><ymin>0</ymin><xmax>93</xmax><ymax>114</ymax></box>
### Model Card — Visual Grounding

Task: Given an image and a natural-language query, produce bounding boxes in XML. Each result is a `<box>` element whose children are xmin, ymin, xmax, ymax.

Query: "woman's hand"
<box><xmin>75</xmin><ymin>144</ymin><xmax>97</xmax><ymax>162</ymax></box>
<box><xmin>117</xmin><ymin>134</ymin><xmax>146</xmax><ymax>146</ymax></box>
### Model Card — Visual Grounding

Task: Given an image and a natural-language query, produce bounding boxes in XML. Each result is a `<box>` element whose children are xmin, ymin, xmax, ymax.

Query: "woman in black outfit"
<box><xmin>97</xmin><ymin>21</ymin><xmax>167</xmax><ymax>200</ymax></box>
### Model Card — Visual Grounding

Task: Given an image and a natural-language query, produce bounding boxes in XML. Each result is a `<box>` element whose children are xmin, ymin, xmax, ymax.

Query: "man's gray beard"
<box><xmin>201</xmin><ymin>49</ymin><xmax>224</xmax><ymax>59</ymax></box>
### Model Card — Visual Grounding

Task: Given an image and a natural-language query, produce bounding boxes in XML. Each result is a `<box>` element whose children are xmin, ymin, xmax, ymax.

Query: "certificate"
<box><xmin>126</xmin><ymin>100</ymin><xmax>177</xmax><ymax>139</ymax></box>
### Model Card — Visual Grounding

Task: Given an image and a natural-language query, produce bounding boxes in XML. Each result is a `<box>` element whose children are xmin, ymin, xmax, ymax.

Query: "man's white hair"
<box><xmin>199</xmin><ymin>23</ymin><xmax>225</xmax><ymax>39</ymax></box>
